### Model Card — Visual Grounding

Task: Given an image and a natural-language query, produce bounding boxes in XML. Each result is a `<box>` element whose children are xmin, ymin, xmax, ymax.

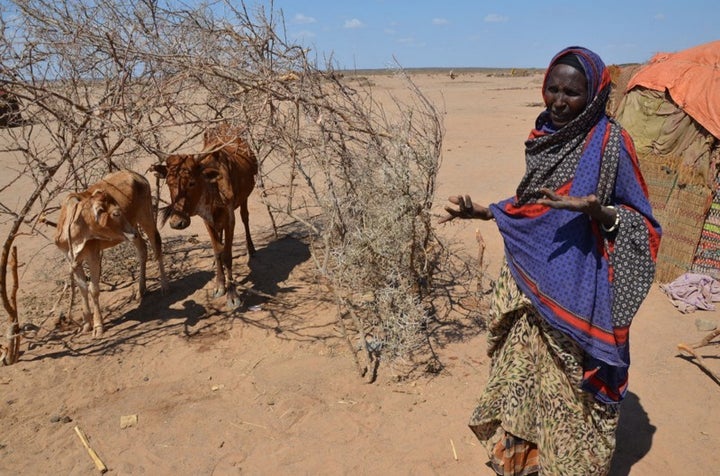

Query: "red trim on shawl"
<box><xmin>614</xmin><ymin>326</ymin><xmax>629</xmax><ymax>345</ymax></box>
<box><xmin>621</xmin><ymin>131</ymin><xmax>661</xmax><ymax>259</ymax></box>
<box><xmin>512</xmin><ymin>262</ymin><xmax>616</xmax><ymax>345</ymax></box>
<box><xmin>618</xmin><ymin>133</ymin><xmax>662</xmax><ymax>261</ymax></box>
<box><xmin>606</xmin><ymin>242</ymin><xmax>615</xmax><ymax>283</ymax></box>
<box><xmin>646</xmin><ymin>216</ymin><xmax>662</xmax><ymax>261</ymax></box>
<box><xmin>622</xmin><ymin>130</ymin><xmax>651</xmax><ymax>197</ymax></box>
<box><xmin>583</xmin><ymin>367</ymin><xmax>627</xmax><ymax>401</ymax></box>
<box><xmin>504</xmin><ymin>182</ymin><xmax>573</xmax><ymax>218</ymax></box>
<box><xmin>600</xmin><ymin>121</ymin><xmax>612</xmax><ymax>151</ymax></box>
<box><xmin>527</xmin><ymin>128</ymin><xmax>545</xmax><ymax>140</ymax></box>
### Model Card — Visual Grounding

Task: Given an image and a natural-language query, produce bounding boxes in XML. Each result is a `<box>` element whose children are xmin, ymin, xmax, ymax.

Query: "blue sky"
<box><xmin>257</xmin><ymin>0</ymin><xmax>719</xmax><ymax>69</ymax></box>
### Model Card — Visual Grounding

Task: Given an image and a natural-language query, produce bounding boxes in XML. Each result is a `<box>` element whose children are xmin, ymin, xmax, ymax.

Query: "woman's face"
<box><xmin>543</xmin><ymin>64</ymin><xmax>589</xmax><ymax>128</ymax></box>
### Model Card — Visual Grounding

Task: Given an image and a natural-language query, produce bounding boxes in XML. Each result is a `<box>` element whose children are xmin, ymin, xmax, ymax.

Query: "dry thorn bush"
<box><xmin>0</xmin><ymin>0</ymin><xmax>481</xmax><ymax>378</ymax></box>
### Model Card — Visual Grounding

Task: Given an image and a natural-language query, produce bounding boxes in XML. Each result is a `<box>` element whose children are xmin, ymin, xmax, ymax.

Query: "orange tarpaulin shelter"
<box><xmin>625</xmin><ymin>40</ymin><xmax>720</xmax><ymax>140</ymax></box>
<box><xmin>615</xmin><ymin>41</ymin><xmax>720</xmax><ymax>283</ymax></box>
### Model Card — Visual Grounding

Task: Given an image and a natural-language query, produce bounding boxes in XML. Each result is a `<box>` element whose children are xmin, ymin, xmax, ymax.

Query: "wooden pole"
<box><xmin>74</xmin><ymin>426</ymin><xmax>108</xmax><ymax>473</ymax></box>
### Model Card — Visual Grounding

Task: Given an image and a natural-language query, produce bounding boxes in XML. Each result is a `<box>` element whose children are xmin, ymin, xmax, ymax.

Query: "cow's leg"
<box><xmin>150</xmin><ymin>229</ymin><xmax>169</xmax><ymax>291</ymax></box>
<box><xmin>138</xmin><ymin>210</ymin><xmax>169</xmax><ymax>292</ymax></box>
<box><xmin>204</xmin><ymin>219</ymin><xmax>227</xmax><ymax>299</ymax></box>
<box><xmin>71</xmin><ymin>265</ymin><xmax>93</xmax><ymax>334</ymax></box>
<box><xmin>85</xmin><ymin>251</ymin><xmax>105</xmax><ymax>338</ymax></box>
<box><xmin>131</xmin><ymin>235</ymin><xmax>148</xmax><ymax>297</ymax></box>
<box><xmin>223</xmin><ymin>212</ymin><xmax>241</xmax><ymax>309</ymax></box>
<box><xmin>239</xmin><ymin>196</ymin><xmax>255</xmax><ymax>257</ymax></box>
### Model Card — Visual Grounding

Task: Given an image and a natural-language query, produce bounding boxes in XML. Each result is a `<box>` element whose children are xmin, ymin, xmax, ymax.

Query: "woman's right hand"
<box><xmin>439</xmin><ymin>195</ymin><xmax>494</xmax><ymax>223</ymax></box>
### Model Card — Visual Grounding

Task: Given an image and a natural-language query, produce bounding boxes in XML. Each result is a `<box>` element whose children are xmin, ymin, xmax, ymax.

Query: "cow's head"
<box><xmin>85</xmin><ymin>189</ymin><xmax>138</xmax><ymax>241</ymax></box>
<box><xmin>152</xmin><ymin>153</ymin><xmax>221</xmax><ymax>230</ymax></box>
<box><xmin>55</xmin><ymin>189</ymin><xmax>138</xmax><ymax>260</ymax></box>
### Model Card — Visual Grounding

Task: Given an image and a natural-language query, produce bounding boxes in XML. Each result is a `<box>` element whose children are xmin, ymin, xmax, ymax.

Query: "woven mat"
<box><xmin>691</xmin><ymin>186</ymin><xmax>720</xmax><ymax>279</ymax></box>
<box><xmin>638</xmin><ymin>154</ymin><xmax>712</xmax><ymax>283</ymax></box>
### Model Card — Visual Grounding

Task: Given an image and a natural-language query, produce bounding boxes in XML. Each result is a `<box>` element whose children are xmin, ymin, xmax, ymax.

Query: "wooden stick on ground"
<box><xmin>74</xmin><ymin>425</ymin><xmax>108</xmax><ymax>473</ymax></box>
<box><xmin>677</xmin><ymin>327</ymin><xmax>720</xmax><ymax>385</ymax></box>
<box><xmin>694</xmin><ymin>329</ymin><xmax>720</xmax><ymax>348</ymax></box>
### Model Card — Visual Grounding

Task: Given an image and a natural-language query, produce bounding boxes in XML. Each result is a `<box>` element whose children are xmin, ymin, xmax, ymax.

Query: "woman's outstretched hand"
<box><xmin>439</xmin><ymin>195</ymin><xmax>494</xmax><ymax>223</ymax></box>
<box><xmin>535</xmin><ymin>188</ymin><xmax>617</xmax><ymax>228</ymax></box>
<box><xmin>535</xmin><ymin>188</ymin><xmax>601</xmax><ymax>214</ymax></box>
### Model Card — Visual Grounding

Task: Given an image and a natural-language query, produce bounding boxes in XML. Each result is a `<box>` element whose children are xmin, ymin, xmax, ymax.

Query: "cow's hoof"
<box><xmin>81</xmin><ymin>323</ymin><xmax>92</xmax><ymax>334</ymax></box>
<box><xmin>214</xmin><ymin>287</ymin><xmax>227</xmax><ymax>298</ymax></box>
<box><xmin>227</xmin><ymin>295</ymin><xmax>242</xmax><ymax>310</ymax></box>
<box><xmin>92</xmin><ymin>326</ymin><xmax>104</xmax><ymax>338</ymax></box>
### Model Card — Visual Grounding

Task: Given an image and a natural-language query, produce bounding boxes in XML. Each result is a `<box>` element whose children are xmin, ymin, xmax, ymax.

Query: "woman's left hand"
<box><xmin>536</xmin><ymin>188</ymin><xmax>616</xmax><ymax>227</ymax></box>
<box><xmin>536</xmin><ymin>188</ymin><xmax>601</xmax><ymax>214</ymax></box>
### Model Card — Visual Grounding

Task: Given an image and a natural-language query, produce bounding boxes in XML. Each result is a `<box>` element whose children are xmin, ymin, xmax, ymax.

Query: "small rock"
<box><xmin>695</xmin><ymin>318</ymin><xmax>718</xmax><ymax>332</ymax></box>
<box><xmin>50</xmin><ymin>415</ymin><xmax>72</xmax><ymax>424</ymax></box>
<box><xmin>120</xmin><ymin>414</ymin><xmax>138</xmax><ymax>429</ymax></box>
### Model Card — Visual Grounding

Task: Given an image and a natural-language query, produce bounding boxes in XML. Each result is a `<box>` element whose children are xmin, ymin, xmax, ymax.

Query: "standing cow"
<box><xmin>151</xmin><ymin>125</ymin><xmax>257</xmax><ymax>309</ymax></box>
<box><xmin>54</xmin><ymin>170</ymin><xmax>169</xmax><ymax>337</ymax></box>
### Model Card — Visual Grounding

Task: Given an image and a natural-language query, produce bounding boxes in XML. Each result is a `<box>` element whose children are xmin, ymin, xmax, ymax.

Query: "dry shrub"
<box><xmin>0</xmin><ymin>0</ymin><xmax>478</xmax><ymax>377</ymax></box>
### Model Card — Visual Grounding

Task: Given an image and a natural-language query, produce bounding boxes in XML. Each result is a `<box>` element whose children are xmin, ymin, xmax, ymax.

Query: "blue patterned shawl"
<box><xmin>489</xmin><ymin>47</ymin><xmax>662</xmax><ymax>404</ymax></box>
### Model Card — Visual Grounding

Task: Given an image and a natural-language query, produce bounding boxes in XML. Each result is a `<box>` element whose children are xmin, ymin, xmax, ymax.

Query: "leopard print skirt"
<box><xmin>468</xmin><ymin>262</ymin><xmax>619</xmax><ymax>475</ymax></box>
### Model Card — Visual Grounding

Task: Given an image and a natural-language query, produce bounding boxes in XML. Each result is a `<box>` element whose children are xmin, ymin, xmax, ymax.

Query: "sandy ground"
<box><xmin>1</xmin><ymin>71</ymin><xmax>719</xmax><ymax>476</ymax></box>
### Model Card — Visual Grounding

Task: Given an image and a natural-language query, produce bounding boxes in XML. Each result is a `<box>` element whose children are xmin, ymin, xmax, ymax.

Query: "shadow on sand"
<box><xmin>609</xmin><ymin>391</ymin><xmax>656</xmax><ymax>476</ymax></box>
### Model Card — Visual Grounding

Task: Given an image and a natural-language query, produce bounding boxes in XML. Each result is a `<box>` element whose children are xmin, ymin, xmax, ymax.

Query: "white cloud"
<box><xmin>484</xmin><ymin>13</ymin><xmax>508</xmax><ymax>23</ymax></box>
<box><xmin>397</xmin><ymin>37</ymin><xmax>426</xmax><ymax>48</ymax></box>
<box><xmin>293</xmin><ymin>13</ymin><xmax>316</xmax><ymax>25</ymax></box>
<box><xmin>654</xmin><ymin>13</ymin><xmax>666</xmax><ymax>21</ymax></box>
<box><xmin>344</xmin><ymin>18</ymin><xmax>364</xmax><ymax>29</ymax></box>
<box><xmin>432</xmin><ymin>18</ymin><xmax>449</xmax><ymax>25</ymax></box>
<box><xmin>294</xmin><ymin>30</ymin><xmax>316</xmax><ymax>40</ymax></box>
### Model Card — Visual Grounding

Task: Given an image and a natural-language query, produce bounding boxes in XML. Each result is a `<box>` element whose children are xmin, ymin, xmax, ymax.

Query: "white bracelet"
<box><xmin>601</xmin><ymin>206</ymin><xmax>620</xmax><ymax>233</ymax></box>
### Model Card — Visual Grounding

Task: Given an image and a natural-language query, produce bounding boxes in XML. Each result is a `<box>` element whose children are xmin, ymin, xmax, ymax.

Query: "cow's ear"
<box><xmin>91</xmin><ymin>196</ymin><xmax>106</xmax><ymax>223</ymax></box>
<box><xmin>66</xmin><ymin>192</ymin><xmax>83</xmax><ymax>205</ymax></box>
<box><xmin>151</xmin><ymin>163</ymin><xmax>168</xmax><ymax>178</ymax></box>
<box><xmin>90</xmin><ymin>190</ymin><xmax>113</xmax><ymax>221</ymax></box>
<box><xmin>202</xmin><ymin>167</ymin><xmax>221</xmax><ymax>183</ymax></box>
<box><xmin>90</xmin><ymin>189</ymin><xmax>107</xmax><ymax>202</ymax></box>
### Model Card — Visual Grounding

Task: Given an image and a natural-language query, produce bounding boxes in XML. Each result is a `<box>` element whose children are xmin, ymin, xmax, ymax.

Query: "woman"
<box><xmin>441</xmin><ymin>47</ymin><xmax>662</xmax><ymax>475</ymax></box>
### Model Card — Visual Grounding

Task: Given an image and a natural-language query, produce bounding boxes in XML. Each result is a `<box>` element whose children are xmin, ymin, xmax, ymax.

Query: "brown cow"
<box><xmin>54</xmin><ymin>170</ymin><xmax>169</xmax><ymax>337</ymax></box>
<box><xmin>151</xmin><ymin>125</ymin><xmax>257</xmax><ymax>309</ymax></box>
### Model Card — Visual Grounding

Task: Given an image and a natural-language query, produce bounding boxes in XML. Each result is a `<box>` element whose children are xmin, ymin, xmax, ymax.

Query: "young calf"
<box><xmin>151</xmin><ymin>125</ymin><xmax>257</xmax><ymax>309</ymax></box>
<box><xmin>54</xmin><ymin>170</ymin><xmax>169</xmax><ymax>337</ymax></box>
